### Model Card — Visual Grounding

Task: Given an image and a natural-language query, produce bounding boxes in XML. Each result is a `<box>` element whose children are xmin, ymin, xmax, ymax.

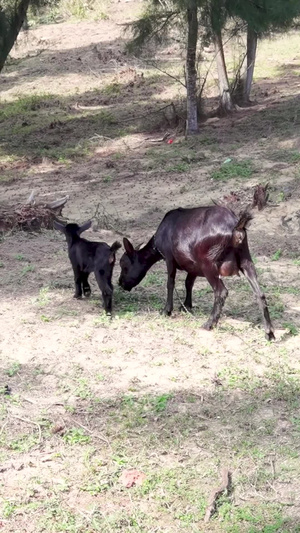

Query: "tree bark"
<box><xmin>213</xmin><ymin>31</ymin><xmax>235</xmax><ymax>114</ymax></box>
<box><xmin>0</xmin><ymin>0</ymin><xmax>30</xmax><ymax>73</ymax></box>
<box><xmin>186</xmin><ymin>3</ymin><xmax>198</xmax><ymax>134</ymax></box>
<box><xmin>243</xmin><ymin>27</ymin><xmax>257</xmax><ymax>103</ymax></box>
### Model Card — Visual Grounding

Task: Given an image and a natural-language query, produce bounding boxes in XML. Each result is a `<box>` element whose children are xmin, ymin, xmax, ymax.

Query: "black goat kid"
<box><xmin>54</xmin><ymin>220</ymin><xmax>121</xmax><ymax>314</ymax></box>
<box><xmin>119</xmin><ymin>206</ymin><xmax>275</xmax><ymax>340</ymax></box>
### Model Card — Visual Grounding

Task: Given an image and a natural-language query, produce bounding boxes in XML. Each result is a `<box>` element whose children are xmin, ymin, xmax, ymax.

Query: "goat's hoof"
<box><xmin>73</xmin><ymin>294</ymin><xmax>82</xmax><ymax>299</ymax></box>
<box><xmin>84</xmin><ymin>290</ymin><xmax>91</xmax><ymax>298</ymax></box>
<box><xmin>160</xmin><ymin>308</ymin><xmax>172</xmax><ymax>317</ymax></box>
<box><xmin>202</xmin><ymin>321</ymin><xmax>213</xmax><ymax>331</ymax></box>
<box><xmin>179</xmin><ymin>305</ymin><xmax>193</xmax><ymax>314</ymax></box>
<box><xmin>266</xmin><ymin>330</ymin><xmax>275</xmax><ymax>341</ymax></box>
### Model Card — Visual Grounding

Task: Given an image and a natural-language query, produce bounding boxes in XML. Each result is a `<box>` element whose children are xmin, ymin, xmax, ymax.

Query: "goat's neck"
<box><xmin>137</xmin><ymin>236</ymin><xmax>162</xmax><ymax>270</ymax></box>
<box><xmin>66</xmin><ymin>234</ymin><xmax>80</xmax><ymax>246</ymax></box>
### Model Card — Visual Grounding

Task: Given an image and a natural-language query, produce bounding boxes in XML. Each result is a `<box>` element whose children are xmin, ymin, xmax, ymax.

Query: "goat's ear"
<box><xmin>79</xmin><ymin>220</ymin><xmax>92</xmax><ymax>234</ymax></box>
<box><xmin>53</xmin><ymin>220</ymin><xmax>66</xmax><ymax>233</ymax></box>
<box><xmin>123</xmin><ymin>237</ymin><xmax>135</xmax><ymax>259</ymax></box>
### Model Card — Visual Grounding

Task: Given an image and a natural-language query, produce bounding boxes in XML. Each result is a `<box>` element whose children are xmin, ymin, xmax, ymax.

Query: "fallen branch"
<box><xmin>11</xmin><ymin>415</ymin><xmax>42</xmax><ymax>444</ymax></box>
<box><xmin>0</xmin><ymin>192</ymin><xmax>69</xmax><ymax>232</ymax></box>
<box><xmin>70</xmin><ymin>418</ymin><xmax>110</xmax><ymax>447</ymax></box>
<box><xmin>204</xmin><ymin>468</ymin><xmax>231</xmax><ymax>522</ymax></box>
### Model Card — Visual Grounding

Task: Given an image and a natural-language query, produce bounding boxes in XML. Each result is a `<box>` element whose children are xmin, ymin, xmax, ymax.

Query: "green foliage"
<box><xmin>212</xmin><ymin>159</ymin><xmax>253</xmax><ymax>181</ymax></box>
<box><xmin>226</xmin><ymin>0</ymin><xmax>300</xmax><ymax>35</ymax></box>
<box><xmin>63</xmin><ymin>428</ymin><xmax>91</xmax><ymax>445</ymax></box>
<box><xmin>127</xmin><ymin>6</ymin><xmax>181</xmax><ymax>54</ymax></box>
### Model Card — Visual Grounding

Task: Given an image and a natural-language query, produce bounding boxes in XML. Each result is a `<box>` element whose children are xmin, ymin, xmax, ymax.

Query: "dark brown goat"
<box><xmin>119</xmin><ymin>206</ymin><xmax>275</xmax><ymax>340</ymax></box>
<box><xmin>54</xmin><ymin>220</ymin><xmax>121</xmax><ymax>314</ymax></box>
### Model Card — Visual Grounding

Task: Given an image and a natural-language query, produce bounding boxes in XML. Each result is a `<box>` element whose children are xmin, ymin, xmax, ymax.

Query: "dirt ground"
<box><xmin>1</xmin><ymin>2</ymin><xmax>300</xmax><ymax>531</ymax></box>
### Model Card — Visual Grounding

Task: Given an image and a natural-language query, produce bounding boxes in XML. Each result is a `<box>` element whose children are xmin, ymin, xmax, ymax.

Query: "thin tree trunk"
<box><xmin>243</xmin><ymin>27</ymin><xmax>257</xmax><ymax>103</ymax></box>
<box><xmin>0</xmin><ymin>0</ymin><xmax>30</xmax><ymax>73</ymax></box>
<box><xmin>213</xmin><ymin>31</ymin><xmax>235</xmax><ymax>114</ymax></box>
<box><xmin>186</xmin><ymin>3</ymin><xmax>198</xmax><ymax>134</ymax></box>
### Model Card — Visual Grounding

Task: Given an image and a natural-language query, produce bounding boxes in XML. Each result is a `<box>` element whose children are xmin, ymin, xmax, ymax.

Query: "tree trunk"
<box><xmin>0</xmin><ymin>0</ymin><xmax>30</xmax><ymax>73</ymax></box>
<box><xmin>213</xmin><ymin>31</ymin><xmax>235</xmax><ymax>114</ymax></box>
<box><xmin>186</xmin><ymin>3</ymin><xmax>198</xmax><ymax>134</ymax></box>
<box><xmin>243</xmin><ymin>27</ymin><xmax>257</xmax><ymax>103</ymax></box>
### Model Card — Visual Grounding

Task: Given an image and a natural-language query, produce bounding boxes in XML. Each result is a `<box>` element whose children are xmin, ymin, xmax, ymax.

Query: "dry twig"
<box><xmin>204</xmin><ymin>468</ymin><xmax>231</xmax><ymax>522</ymax></box>
<box><xmin>70</xmin><ymin>418</ymin><xmax>110</xmax><ymax>447</ymax></box>
<box><xmin>11</xmin><ymin>415</ymin><xmax>42</xmax><ymax>444</ymax></box>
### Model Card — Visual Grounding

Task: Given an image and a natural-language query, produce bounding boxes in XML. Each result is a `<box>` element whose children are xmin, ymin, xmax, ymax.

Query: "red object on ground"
<box><xmin>119</xmin><ymin>469</ymin><xmax>147</xmax><ymax>488</ymax></box>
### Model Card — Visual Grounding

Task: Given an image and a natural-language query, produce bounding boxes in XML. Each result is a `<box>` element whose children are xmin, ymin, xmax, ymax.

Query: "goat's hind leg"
<box><xmin>202</xmin><ymin>266</ymin><xmax>228</xmax><ymax>330</ymax></box>
<box><xmin>82</xmin><ymin>273</ymin><xmax>91</xmax><ymax>297</ymax></box>
<box><xmin>95</xmin><ymin>272</ymin><xmax>113</xmax><ymax>315</ymax></box>
<box><xmin>180</xmin><ymin>273</ymin><xmax>196</xmax><ymax>313</ymax></box>
<box><xmin>240</xmin><ymin>258</ymin><xmax>275</xmax><ymax>341</ymax></box>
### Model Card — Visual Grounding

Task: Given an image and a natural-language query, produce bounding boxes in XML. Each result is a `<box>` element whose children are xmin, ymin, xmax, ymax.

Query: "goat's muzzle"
<box><xmin>118</xmin><ymin>279</ymin><xmax>132</xmax><ymax>292</ymax></box>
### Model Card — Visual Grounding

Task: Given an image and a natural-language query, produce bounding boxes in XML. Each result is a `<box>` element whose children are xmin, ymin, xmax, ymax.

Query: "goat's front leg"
<box><xmin>240</xmin><ymin>258</ymin><xmax>275</xmax><ymax>341</ymax></box>
<box><xmin>95</xmin><ymin>272</ymin><xmax>113</xmax><ymax>315</ymax></box>
<box><xmin>162</xmin><ymin>260</ymin><xmax>177</xmax><ymax>316</ymax></box>
<box><xmin>180</xmin><ymin>273</ymin><xmax>196</xmax><ymax>313</ymax></box>
<box><xmin>81</xmin><ymin>273</ymin><xmax>91</xmax><ymax>297</ymax></box>
<box><xmin>72</xmin><ymin>267</ymin><xmax>83</xmax><ymax>299</ymax></box>
<box><xmin>202</xmin><ymin>266</ymin><xmax>228</xmax><ymax>330</ymax></box>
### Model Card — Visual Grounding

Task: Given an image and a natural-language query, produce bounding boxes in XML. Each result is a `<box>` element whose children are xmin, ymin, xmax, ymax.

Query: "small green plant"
<box><xmin>63</xmin><ymin>428</ymin><xmax>90</xmax><ymax>445</ymax></box>
<box><xmin>103</xmin><ymin>82</ymin><xmax>121</xmax><ymax>95</ymax></box>
<box><xmin>103</xmin><ymin>175</ymin><xmax>112</xmax><ymax>183</ymax></box>
<box><xmin>40</xmin><ymin>314</ymin><xmax>51</xmax><ymax>322</ymax></box>
<box><xmin>167</xmin><ymin>162</ymin><xmax>189</xmax><ymax>173</ymax></box>
<box><xmin>15</xmin><ymin>254</ymin><xmax>26</xmax><ymax>261</ymax></box>
<box><xmin>74</xmin><ymin>378</ymin><xmax>92</xmax><ymax>400</ymax></box>
<box><xmin>36</xmin><ymin>287</ymin><xmax>50</xmax><ymax>306</ymax></box>
<box><xmin>21</xmin><ymin>264</ymin><xmax>35</xmax><ymax>275</ymax></box>
<box><xmin>2</xmin><ymin>501</ymin><xmax>16</xmax><ymax>518</ymax></box>
<box><xmin>5</xmin><ymin>362</ymin><xmax>21</xmax><ymax>377</ymax></box>
<box><xmin>271</xmin><ymin>249</ymin><xmax>282</xmax><ymax>261</ymax></box>
<box><xmin>212</xmin><ymin>160</ymin><xmax>253</xmax><ymax>181</ymax></box>
<box><xmin>283</xmin><ymin>322</ymin><xmax>298</xmax><ymax>336</ymax></box>
<box><xmin>153</xmin><ymin>394</ymin><xmax>172</xmax><ymax>412</ymax></box>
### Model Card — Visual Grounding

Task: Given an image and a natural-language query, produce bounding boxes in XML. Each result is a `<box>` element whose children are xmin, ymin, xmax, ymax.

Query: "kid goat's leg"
<box><xmin>72</xmin><ymin>266</ymin><xmax>83</xmax><ymax>299</ymax></box>
<box><xmin>81</xmin><ymin>273</ymin><xmax>91</xmax><ymax>297</ymax></box>
<box><xmin>95</xmin><ymin>272</ymin><xmax>113</xmax><ymax>314</ymax></box>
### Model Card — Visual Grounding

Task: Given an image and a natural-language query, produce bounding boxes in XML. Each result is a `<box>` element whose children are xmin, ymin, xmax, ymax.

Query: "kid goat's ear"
<box><xmin>78</xmin><ymin>220</ymin><xmax>92</xmax><ymax>234</ymax></box>
<box><xmin>53</xmin><ymin>220</ymin><xmax>66</xmax><ymax>233</ymax></box>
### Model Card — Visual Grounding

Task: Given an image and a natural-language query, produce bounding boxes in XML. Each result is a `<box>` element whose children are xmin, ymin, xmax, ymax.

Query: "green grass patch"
<box><xmin>212</xmin><ymin>160</ymin><xmax>254</xmax><ymax>181</ymax></box>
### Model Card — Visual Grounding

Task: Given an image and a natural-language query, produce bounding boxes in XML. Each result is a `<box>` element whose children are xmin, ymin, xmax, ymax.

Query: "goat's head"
<box><xmin>53</xmin><ymin>220</ymin><xmax>92</xmax><ymax>237</ymax></box>
<box><xmin>119</xmin><ymin>237</ymin><xmax>146</xmax><ymax>291</ymax></box>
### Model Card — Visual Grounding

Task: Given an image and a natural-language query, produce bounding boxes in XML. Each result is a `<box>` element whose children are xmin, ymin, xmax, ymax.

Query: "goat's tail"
<box><xmin>232</xmin><ymin>210</ymin><xmax>253</xmax><ymax>247</ymax></box>
<box><xmin>110</xmin><ymin>241</ymin><xmax>122</xmax><ymax>253</ymax></box>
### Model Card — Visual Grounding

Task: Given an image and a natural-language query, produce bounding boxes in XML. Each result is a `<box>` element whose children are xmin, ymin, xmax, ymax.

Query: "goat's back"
<box><xmin>69</xmin><ymin>239</ymin><xmax>112</xmax><ymax>272</ymax></box>
<box><xmin>156</xmin><ymin>206</ymin><xmax>237</xmax><ymax>242</ymax></box>
<box><xmin>154</xmin><ymin>206</ymin><xmax>248</xmax><ymax>272</ymax></box>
